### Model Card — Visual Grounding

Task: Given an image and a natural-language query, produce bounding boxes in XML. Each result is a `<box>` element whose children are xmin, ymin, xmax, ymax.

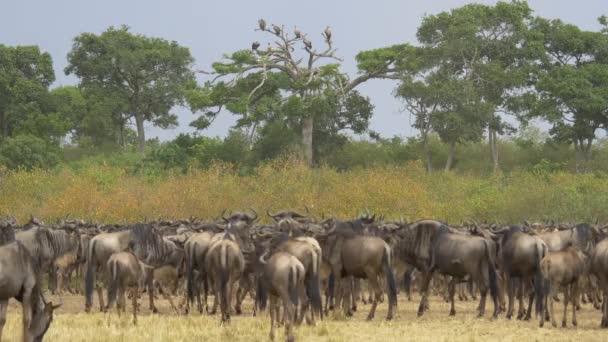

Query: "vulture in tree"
<box><xmin>294</xmin><ymin>26</ymin><xmax>302</xmax><ymax>39</ymax></box>
<box><xmin>272</xmin><ymin>24</ymin><xmax>282</xmax><ymax>35</ymax></box>
<box><xmin>258</xmin><ymin>18</ymin><xmax>267</xmax><ymax>31</ymax></box>
<box><xmin>303</xmin><ymin>38</ymin><xmax>312</xmax><ymax>50</ymax></box>
<box><xmin>323</xmin><ymin>26</ymin><xmax>332</xmax><ymax>42</ymax></box>
<box><xmin>251</xmin><ymin>41</ymin><xmax>260</xmax><ymax>51</ymax></box>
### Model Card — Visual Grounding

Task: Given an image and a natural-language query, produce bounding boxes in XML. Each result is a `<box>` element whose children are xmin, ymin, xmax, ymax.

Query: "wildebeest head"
<box><xmin>0</xmin><ymin>218</ymin><xmax>16</xmax><ymax>246</ymax></box>
<box><xmin>220</xmin><ymin>208</ymin><xmax>259</xmax><ymax>227</ymax></box>
<box><xmin>30</xmin><ymin>294</ymin><xmax>61</xmax><ymax>342</ymax></box>
<box><xmin>267</xmin><ymin>207</ymin><xmax>310</xmax><ymax>223</ymax></box>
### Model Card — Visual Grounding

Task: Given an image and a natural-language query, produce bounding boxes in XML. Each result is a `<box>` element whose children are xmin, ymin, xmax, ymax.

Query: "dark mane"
<box><xmin>0</xmin><ymin>222</ymin><xmax>15</xmax><ymax>246</ymax></box>
<box><xmin>130</xmin><ymin>224</ymin><xmax>167</xmax><ymax>264</ymax></box>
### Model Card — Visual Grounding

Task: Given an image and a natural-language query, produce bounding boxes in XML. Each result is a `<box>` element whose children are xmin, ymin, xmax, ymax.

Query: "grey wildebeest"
<box><xmin>492</xmin><ymin>225</ymin><xmax>547</xmax><ymax>320</ymax></box>
<box><xmin>257</xmin><ymin>220</ymin><xmax>323</xmax><ymax>324</ymax></box>
<box><xmin>0</xmin><ymin>221</ymin><xmax>60</xmax><ymax>342</ymax></box>
<box><xmin>415</xmin><ymin>225</ymin><xmax>500</xmax><ymax>318</ymax></box>
<box><xmin>257</xmin><ymin>251</ymin><xmax>306</xmax><ymax>342</ymax></box>
<box><xmin>205</xmin><ymin>225</ymin><xmax>246</xmax><ymax>323</ymax></box>
<box><xmin>15</xmin><ymin>217</ymin><xmax>80</xmax><ymax>294</ymax></box>
<box><xmin>84</xmin><ymin>224</ymin><xmax>171</xmax><ymax>313</ymax></box>
<box><xmin>184</xmin><ymin>225</ymin><xmax>223</xmax><ymax>314</ymax></box>
<box><xmin>105</xmin><ymin>251</ymin><xmax>151</xmax><ymax>325</ymax></box>
<box><xmin>589</xmin><ymin>238</ymin><xmax>608</xmax><ymax>327</ymax></box>
<box><xmin>539</xmin><ymin>245</ymin><xmax>586</xmax><ymax>328</ymax></box>
<box><xmin>324</xmin><ymin>216</ymin><xmax>397</xmax><ymax>320</ymax></box>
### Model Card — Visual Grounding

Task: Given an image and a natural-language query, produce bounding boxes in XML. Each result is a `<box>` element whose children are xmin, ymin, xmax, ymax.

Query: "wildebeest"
<box><xmin>205</xmin><ymin>226</ymin><xmax>246</xmax><ymax>323</ymax></box>
<box><xmin>257</xmin><ymin>251</ymin><xmax>306</xmax><ymax>342</ymax></box>
<box><xmin>84</xmin><ymin>224</ymin><xmax>170</xmax><ymax>313</ymax></box>
<box><xmin>492</xmin><ymin>225</ymin><xmax>547</xmax><ymax>320</ymax></box>
<box><xmin>416</xmin><ymin>225</ymin><xmax>500</xmax><ymax>318</ymax></box>
<box><xmin>539</xmin><ymin>245</ymin><xmax>586</xmax><ymax>328</ymax></box>
<box><xmin>0</xmin><ymin>220</ymin><xmax>60</xmax><ymax>342</ymax></box>
<box><xmin>324</xmin><ymin>216</ymin><xmax>397</xmax><ymax>320</ymax></box>
<box><xmin>589</xmin><ymin>238</ymin><xmax>608</xmax><ymax>327</ymax></box>
<box><xmin>184</xmin><ymin>228</ymin><xmax>219</xmax><ymax>314</ymax></box>
<box><xmin>105</xmin><ymin>251</ymin><xmax>150</xmax><ymax>325</ymax></box>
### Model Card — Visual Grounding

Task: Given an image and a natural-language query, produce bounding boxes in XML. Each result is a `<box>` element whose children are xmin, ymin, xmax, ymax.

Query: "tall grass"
<box><xmin>0</xmin><ymin>159</ymin><xmax>606</xmax><ymax>224</ymax></box>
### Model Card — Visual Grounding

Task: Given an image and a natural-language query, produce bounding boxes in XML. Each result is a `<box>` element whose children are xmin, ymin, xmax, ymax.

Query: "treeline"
<box><xmin>1</xmin><ymin>1</ymin><xmax>607</xmax><ymax>174</ymax></box>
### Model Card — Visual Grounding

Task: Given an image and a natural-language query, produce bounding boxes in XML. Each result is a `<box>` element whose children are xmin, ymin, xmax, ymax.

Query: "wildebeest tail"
<box><xmin>186</xmin><ymin>244</ymin><xmax>196</xmax><ymax>303</ymax></box>
<box><xmin>382</xmin><ymin>244</ymin><xmax>398</xmax><ymax>308</ymax></box>
<box><xmin>85</xmin><ymin>239</ymin><xmax>97</xmax><ymax>310</ymax></box>
<box><xmin>307</xmin><ymin>249</ymin><xmax>323</xmax><ymax>319</ymax></box>
<box><xmin>219</xmin><ymin>245</ymin><xmax>229</xmax><ymax>312</ymax></box>
<box><xmin>289</xmin><ymin>265</ymin><xmax>299</xmax><ymax>307</ymax></box>
<box><xmin>106</xmin><ymin>259</ymin><xmax>119</xmax><ymax>310</ymax></box>
<box><xmin>534</xmin><ymin>243</ymin><xmax>544</xmax><ymax>315</ymax></box>
<box><xmin>256</xmin><ymin>275</ymin><xmax>267</xmax><ymax>311</ymax></box>
<box><xmin>484</xmin><ymin>240</ymin><xmax>499</xmax><ymax>302</ymax></box>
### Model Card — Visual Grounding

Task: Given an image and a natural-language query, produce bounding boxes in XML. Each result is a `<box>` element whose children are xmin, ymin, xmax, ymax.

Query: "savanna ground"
<box><xmin>3</xmin><ymin>293</ymin><xmax>607</xmax><ymax>341</ymax></box>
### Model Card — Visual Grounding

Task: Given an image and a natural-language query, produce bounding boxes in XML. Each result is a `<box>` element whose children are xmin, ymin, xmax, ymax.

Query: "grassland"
<box><xmin>1</xmin><ymin>160</ymin><xmax>608</xmax><ymax>224</ymax></box>
<box><xmin>3</xmin><ymin>294</ymin><xmax>608</xmax><ymax>341</ymax></box>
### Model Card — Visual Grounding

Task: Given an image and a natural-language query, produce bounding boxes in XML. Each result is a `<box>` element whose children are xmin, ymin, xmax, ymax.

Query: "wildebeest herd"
<box><xmin>1</xmin><ymin>210</ymin><xmax>608</xmax><ymax>341</ymax></box>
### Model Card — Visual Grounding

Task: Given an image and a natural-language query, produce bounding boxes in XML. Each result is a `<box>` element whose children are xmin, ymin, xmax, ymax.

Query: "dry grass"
<box><xmin>3</xmin><ymin>294</ymin><xmax>607</xmax><ymax>341</ymax></box>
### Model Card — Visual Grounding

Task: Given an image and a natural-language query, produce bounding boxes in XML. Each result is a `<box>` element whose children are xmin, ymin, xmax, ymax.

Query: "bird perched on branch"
<box><xmin>272</xmin><ymin>24</ymin><xmax>282</xmax><ymax>35</ymax></box>
<box><xmin>251</xmin><ymin>41</ymin><xmax>260</xmax><ymax>51</ymax></box>
<box><xmin>303</xmin><ymin>38</ymin><xmax>312</xmax><ymax>50</ymax></box>
<box><xmin>294</xmin><ymin>26</ymin><xmax>302</xmax><ymax>39</ymax></box>
<box><xmin>323</xmin><ymin>26</ymin><xmax>332</xmax><ymax>43</ymax></box>
<box><xmin>258</xmin><ymin>19</ymin><xmax>266</xmax><ymax>31</ymax></box>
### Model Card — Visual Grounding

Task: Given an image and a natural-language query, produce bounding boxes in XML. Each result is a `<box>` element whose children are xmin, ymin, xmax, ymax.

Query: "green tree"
<box><xmin>416</xmin><ymin>1</ymin><xmax>536</xmax><ymax>172</ymax></box>
<box><xmin>0</xmin><ymin>45</ymin><xmax>55</xmax><ymax>138</ymax></box>
<box><xmin>0</xmin><ymin>134</ymin><xmax>61</xmax><ymax>170</ymax></box>
<box><xmin>65</xmin><ymin>26</ymin><xmax>196</xmax><ymax>154</ymax></box>
<box><xmin>193</xmin><ymin>21</ymin><xmax>399</xmax><ymax>166</ymax></box>
<box><xmin>517</xmin><ymin>18</ymin><xmax>608</xmax><ymax>172</ymax></box>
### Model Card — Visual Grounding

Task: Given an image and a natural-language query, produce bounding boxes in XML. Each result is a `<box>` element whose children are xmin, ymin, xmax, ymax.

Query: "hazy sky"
<box><xmin>1</xmin><ymin>0</ymin><xmax>605</xmax><ymax>141</ymax></box>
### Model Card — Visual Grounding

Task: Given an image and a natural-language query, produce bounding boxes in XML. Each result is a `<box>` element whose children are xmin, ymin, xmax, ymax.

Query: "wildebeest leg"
<box><xmin>341</xmin><ymin>277</ymin><xmax>354</xmax><ymax>316</ymax></box>
<box><xmin>572</xmin><ymin>283</ymin><xmax>578</xmax><ymax>327</ymax></box>
<box><xmin>562</xmin><ymin>286</ymin><xmax>569</xmax><ymax>327</ymax></box>
<box><xmin>298</xmin><ymin>283</ymin><xmax>312</xmax><ymax>326</ymax></box>
<box><xmin>96</xmin><ymin>284</ymin><xmax>106</xmax><ymax>313</ymax></box>
<box><xmin>145</xmin><ymin>271</ymin><xmax>158</xmax><ymax>314</ymax></box>
<box><xmin>158</xmin><ymin>284</ymin><xmax>179</xmax><ymax>314</ymax></box>
<box><xmin>0</xmin><ymin>300</ymin><xmax>7</xmax><ymax>341</ymax></box>
<box><xmin>22</xmin><ymin>288</ymin><xmax>33</xmax><ymax>342</ymax></box>
<box><xmin>506</xmin><ymin>276</ymin><xmax>514</xmax><ymax>319</ymax></box>
<box><xmin>448</xmin><ymin>278</ymin><xmax>456</xmax><ymax>316</ymax></box>
<box><xmin>235</xmin><ymin>275</ymin><xmax>251</xmax><ymax>315</ymax></box>
<box><xmin>516</xmin><ymin>280</ymin><xmax>525</xmax><ymax>320</ymax></box>
<box><xmin>269</xmin><ymin>295</ymin><xmax>277</xmax><ymax>341</ymax></box>
<box><xmin>131</xmin><ymin>287</ymin><xmax>138</xmax><ymax>325</ymax></box>
<box><xmin>602</xmin><ymin>292</ymin><xmax>608</xmax><ymax>328</ymax></box>
<box><xmin>366</xmin><ymin>275</ymin><xmax>381</xmax><ymax>321</ymax></box>
<box><xmin>281</xmin><ymin>291</ymin><xmax>294</xmax><ymax>342</ymax></box>
<box><xmin>477</xmin><ymin>280</ymin><xmax>487</xmax><ymax>318</ymax></box>
<box><xmin>417</xmin><ymin>269</ymin><xmax>435</xmax><ymax>317</ymax></box>
<box><xmin>524</xmin><ymin>282</ymin><xmax>535</xmax><ymax>321</ymax></box>
<box><xmin>539</xmin><ymin>287</ymin><xmax>548</xmax><ymax>327</ymax></box>
<box><xmin>550</xmin><ymin>283</ymin><xmax>557</xmax><ymax>327</ymax></box>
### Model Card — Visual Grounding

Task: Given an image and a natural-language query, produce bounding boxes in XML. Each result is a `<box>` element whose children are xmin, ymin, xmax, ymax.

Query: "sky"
<box><xmin>0</xmin><ymin>0</ymin><xmax>605</xmax><ymax>141</ymax></box>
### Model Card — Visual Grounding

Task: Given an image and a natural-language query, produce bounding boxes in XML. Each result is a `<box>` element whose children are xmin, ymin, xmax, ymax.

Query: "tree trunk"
<box><xmin>0</xmin><ymin>110</ymin><xmax>7</xmax><ymax>138</ymax></box>
<box><xmin>135</xmin><ymin>113</ymin><xmax>146</xmax><ymax>155</ymax></box>
<box><xmin>422</xmin><ymin>132</ymin><xmax>432</xmax><ymax>173</ymax></box>
<box><xmin>574</xmin><ymin>140</ymin><xmax>581</xmax><ymax>174</ymax></box>
<box><xmin>445</xmin><ymin>141</ymin><xmax>455</xmax><ymax>172</ymax></box>
<box><xmin>302</xmin><ymin>116</ymin><xmax>313</xmax><ymax>167</ymax></box>
<box><xmin>489</xmin><ymin>128</ymin><xmax>499</xmax><ymax>173</ymax></box>
<box><xmin>583</xmin><ymin>138</ymin><xmax>593</xmax><ymax>173</ymax></box>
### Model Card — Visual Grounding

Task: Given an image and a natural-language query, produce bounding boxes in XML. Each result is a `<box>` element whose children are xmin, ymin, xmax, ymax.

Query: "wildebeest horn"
<box><xmin>524</xmin><ymin>220</ymin><xmax>531</xmax><ymax>227</ymax></box>
<box><xmin>259</xmin><ymin>250</ymin><xmax>269</xmax><ymax>264</ymax></box>
<box><xmin>249</xmin><ymin>208</ymin><xmax>259</xmax><ymax>222</ymax></box>
<box><xmin>305</xmin><ymin>206</ymin><xmax>311</xmax><ymax>215</ymax></box>
<box><xmin>266</xmin><ymin>209</ymin><xmax>279</xmax><ymax>218</ymax></box>
<box><xmin>491</xmin><ymin>225</ymin><xmax>509</xmax><ymax>234</ymax></box>
<box><xmin>365</xmin><ymin>207</ymin><xmax>371</xmax><ymax>217</ymax></box>
<box><xmin>220</xmin><ymin>209</ymin><xmax>229</xmax><ymax>223</ymax></box>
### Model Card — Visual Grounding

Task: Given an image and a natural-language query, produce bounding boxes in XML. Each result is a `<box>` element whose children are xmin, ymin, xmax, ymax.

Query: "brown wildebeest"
<box><xmin>539</xmin><ymin>245</ymin><xmax>586</xmax><ymax>328</ymax></box>
<box><xmin>325</xmin><ymin>216</ymin><xmax>397</xmax><ymax>321</ymax></box>
<box><xmin>416</xmin><ymin>225</ymin><xmax>500</xmax><ymax>318</ymax></box>
<box><xmin>257</xmin><ymin>251</ymin><xmax>306</xmax><ymax>342</ymax></box>
<box><xmin>184</xmin><ymin>225</ymin><xmax>223</xmax><ymax>314</ymax></box>
<box><xmin>0</xmin><ymin>221</ymin><xmax>60</xmax><ymax>342</ymax></box>
<box><xmin>105</xmin><ymin>251</ymin><xmax>150</xmax><ymax>325</ymax></box>
<box><xmin>205</xmin><ymin>227</ymin><xmax>246</xmax><ymax>323</ymax></box>
<box><xmin>492</xmin><ymin>225</ymin><xmax>547</xmax><ymax>320</ymax></box>
<box><xmin>589</xmin><ymin>238</ymin><xmax>608</xmax><ymax>327</ymax></box>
